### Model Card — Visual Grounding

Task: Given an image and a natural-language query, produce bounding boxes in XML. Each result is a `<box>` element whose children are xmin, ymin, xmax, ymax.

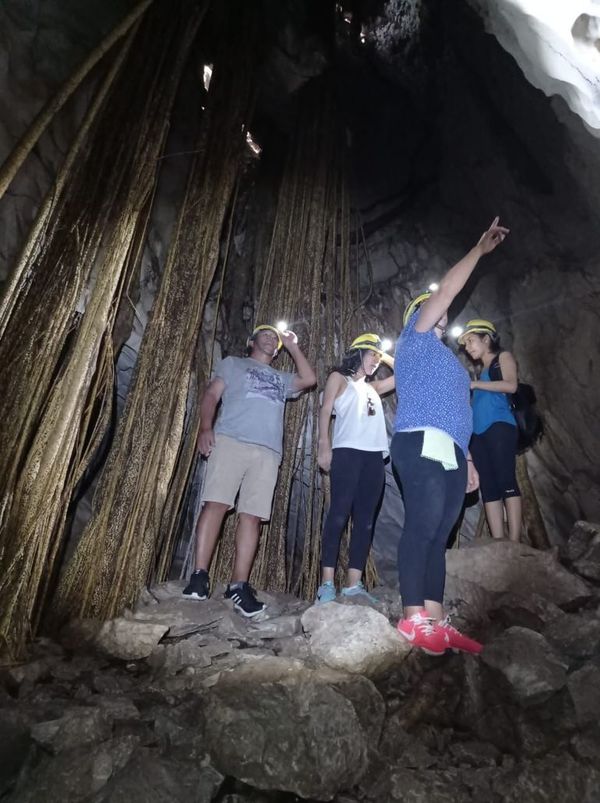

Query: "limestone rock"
<box><xmin>59</xmin><ymin>619</ymin><xmax>104</xmax><ymax>652</ymax></box>
<box><xmin>448</xmin><ymin>739</ymin><xmax>501</xmax><ymax>768</ymax></box>
<box><xmin>147</xmin><ymin>636</ymin><xmax>219</xmax><ymax>675</ymax></box>
<box><xmin>132</xmin><ymin>585</ymin><xmax>227</xmax><ymax>639</ymax></box>
<box><xmin>562</xmin><ymin>520</ymin><xmax>600</xmax><ymax>563</ymax></box>
<box><xmin>247</xmin><ymin>613</ymin><xmax>302</xmax><ymax>639</ymax></box>
<box><xmin>301</xmin><ymin>602</ymin><xmax>411</xmax><ymax>676</ymax></box>
<box><xmin>481</xmin><ymin>627</ymin><xmax>568</xmax><ymax>707</ymax></box>
<box><xmin>384</xmin><ymin>768</ymin><xmax>470</xmax><ymax>803</ymax></box>
<box><xmin>491</xmin><ymin>752</ymin><xmax>600</xmax><ymax>803</ymax></box>
<box><xmin>31</xmin><ymin>707</ymin><xmax>112</xmax><ymax>754</ymax></box>
<box><xmin>567</xmin><ymin>663</ymin><xmax>600</xmax><ymax>728</ymax></box>
<box><xmin>95</xmin><ymin>618</ymin><xmax>170</xmax><ymax>661</ymax></box>
<box><xmin>92</xmin><ymin>748</ymin><xmax>224</xmax><ymax>803</ymax></box>
<box><xmin>445</xmin><ymin>541</ymin><xmax>592</xmax><ymax>610</ymax></box>
<box><xmin>0</xmin><ymin>710</ymin><xmax>32</xmax><ymax>794</ymax></box>
<box><xmin>12</xmin><ymin>736</ymin><xmax>140</xmax><ymax>803</ymax></box>
<box><xmin>544</xmin><ymin>612</ymin><xmax>600</xmax><ymax>661</ymax></box>
<box><xmin>487</xmin><ymin>590</ymin><xmax>565</xmax><ymax>632</ymax></box>
<box><xmin>571</xmin><ymin>725</ymin><xmax>600</xmax><ymax>764</ymax></box>
<box><xmin>204</xmin><ymin>657</ymin><xmax>383</xmax><ymax>800</ymax></box>
<box><xmin>570</xmin><ymin>522</ymin><xmax>600</xmax><ymax>583</ymax></box>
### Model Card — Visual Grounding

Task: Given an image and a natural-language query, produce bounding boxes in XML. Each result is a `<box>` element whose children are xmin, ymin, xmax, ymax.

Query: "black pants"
<box><xmin>470</xmin><ymin>422</ymin><xmax>520</xmax><ymax>503</ymax></box>
<box><xmin>391</xmin><ymin>431</ymin><xmax>466</xmax><ymax>606</ymax></box>
<box><xmin>321</xmin><ymin>448</ymin><xmax>385</xmax><ymax>571</ymax></box>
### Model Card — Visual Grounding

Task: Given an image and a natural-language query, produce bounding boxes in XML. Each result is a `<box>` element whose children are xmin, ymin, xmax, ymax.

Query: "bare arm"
<box><xmin>317</xmin><ymin>372</ymin><xmax>346</xmax><ymax>472</ymax></box>
<box><xmin>370</xmin><ymin>355</ymin><xmax>395</xmax><ymax>396</ymax></box>
<box><xmin>415</xmin><ymin>218</ymin><xmax>509</xmax><ymax>333</ymax></box>
<box><xmin>466</xmin><ymin>452</ymin><xmax>480</xmax><ymax>492</ymax></box>
<box><xmin>197</xmin><ymin>377</ymin><xmax>225</xmax><ymax>456</ymax></box>
<box><xmin>280</xmin><ymin>330</ymin><xmax>317</xmax><ymax>391</ymax></box>
<box><xmin>471</xmin><ymin>351</ymin><xmax>518</xmax><ymax>394</ymax></box>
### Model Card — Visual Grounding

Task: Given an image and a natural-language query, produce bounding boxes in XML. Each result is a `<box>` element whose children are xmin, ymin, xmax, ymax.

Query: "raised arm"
<box><xmin>415</xmin><ymin>217</ymin><xmax>509</xmax><ymax>334</ymax></box>
<box><xmin>197</xmin><ymin>377</ymin><xmax>225</xmax><ymax>457</ymax></box>
<box><xmin>280</xmin><ymin>330</ymin><xmax>317</xmax><ymax>391</ymax></box>
<box><xmin>471</xmin><ymin>351</ymin><xmax>518</xmax><ymax>394</ymax></box>
<box><xmin>370</xmin><ymin>354</ymin><xmax>395</xmax><ymax>396</ymax></box>
<box><xmin>317</xmin><ymin>372</ymin><xmax>346</xmax><ymax>472</ymax></box>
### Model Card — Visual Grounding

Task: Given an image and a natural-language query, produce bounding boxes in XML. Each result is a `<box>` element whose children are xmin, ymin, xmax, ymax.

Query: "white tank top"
<box><xmin>331</xmin><ymin>377</ymin><xmax>389</xmax><ymax>455</ymax></box>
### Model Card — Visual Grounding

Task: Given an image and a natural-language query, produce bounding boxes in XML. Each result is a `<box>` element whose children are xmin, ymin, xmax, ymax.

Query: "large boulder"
<box><xmin>92</xmin><ymin>747</ymin><xmax>224</xmax><ymax>803</ymax></box>
<box><xmin>31</xmin><ymin>707</ymin><xmax>112</xmax><ymax>754</ymax></box>
<box><xmin>491</xmin><ymin>752</ymin><xmax>600</xmax><ymax>803</ymax></box>
<box><xmin>562</xmin><ymin>521</ymin><xmax>600</xmax><ymax>564</ymax></box>
<box><xmin>12</xmin><ymin>736</ymin><xmax>139</xmax><ymax>803</ymax></box>
<box><xmin>569</xmin><ymin>522</ymin><xmax>600</xmax><ymax>583</ymax></box>
<box><xmin>203</xmin><ymin>657</ymin><xmax>384</xmax><ymax>800</ymax></box>
<box><xmin>95</xmin><ymin>619</ymin><xmax>170</xmax><ymax>661</ymax></box>
<box><xmin>445</xmin><ymin>541</ymin><xmax>593</xmax><ymax>612</ymax></box>
<box><xmin>567</xmin><ymin>663</ymin><xmax>600</xmax><ymax>728</ymax></box>
<box><xmin>301</xmin><ymin>602</ymin><xmax>411</xmax><ymax>676</ymax></box>
<box><xmin>481</xmin><ymin>627</ymin><xmax>568</xmax><ymax>707</ymax></box>
<box><xmin>0</xmin><ymin>710</ymin><xmax>32</xmax><ymax>795</ymax></box>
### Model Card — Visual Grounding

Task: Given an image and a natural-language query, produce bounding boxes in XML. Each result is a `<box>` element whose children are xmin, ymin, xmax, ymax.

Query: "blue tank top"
<box><xmin>393</xmin><ymin>313</ymin><xmax>472</xmax><ymax>455</ymax></box>
<box><xmin>472</xmin><ymin>367</ymin><xmax>517</xmax><ymax>435</ymax></box>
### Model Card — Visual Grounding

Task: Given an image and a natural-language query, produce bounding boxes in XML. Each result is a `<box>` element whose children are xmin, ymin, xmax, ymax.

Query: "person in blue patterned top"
<box><xmin>394</xmin><ymin>217</ymin><xmax>509</xmax><ymax>656</ymax></box>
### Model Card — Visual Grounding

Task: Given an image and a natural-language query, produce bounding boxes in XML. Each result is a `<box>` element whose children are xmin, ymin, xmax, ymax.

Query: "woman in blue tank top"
<box><xmin>393</xmin><ymin>217</ymin><xmax>508</xmax><ymax>657</ymax></box>
<box><xmin>459</xmin><ymin>319</ymin><xmax>522</xmax><ymax>542</ymax></box>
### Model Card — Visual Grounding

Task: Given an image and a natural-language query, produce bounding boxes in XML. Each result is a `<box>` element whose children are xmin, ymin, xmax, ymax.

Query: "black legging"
<box><xmin>391</xmin><ymin>431</ymin><xmax>467</xmax><ymax>606</ymax></box>
<box><xmin>321</xmin><ymin>448</ymin><xmax>385</xmax><ymax>571</ymax></box>
<box><xmin>470</xmin><ymin>422</ymin><xmax>520</xmax><ymax>503</ymax></box>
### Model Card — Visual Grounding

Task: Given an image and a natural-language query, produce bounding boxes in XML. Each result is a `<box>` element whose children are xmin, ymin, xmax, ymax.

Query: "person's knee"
<box><xmin>238</xmin><ymin>512</ymin><xmax>261</xmax><ymax>527</ymax></box>
<box><xmin>503</xmin><ymin>488</ymin><xmax>521</xmax><ymax>500</ymax></box>
<box><xmin>325</xmin><ymin>512</ymin><xmax>349</xmax><ymax>533</ymax></box>
<box><xmin>198</xmin><ymin>500</ymin><xmax>229</xmax><ymax>524</ymax></box>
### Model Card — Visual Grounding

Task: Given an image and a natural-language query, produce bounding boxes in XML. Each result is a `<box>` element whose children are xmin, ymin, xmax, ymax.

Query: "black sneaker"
<box><xmin>182</xmin><ymin>569</ymin><xmax>210</xmax><ymax>600</ymax></box>
<box><xmin>224</xmin><ymin>582</ymin><xmax>266</xmax><ymax>618</ymax></box>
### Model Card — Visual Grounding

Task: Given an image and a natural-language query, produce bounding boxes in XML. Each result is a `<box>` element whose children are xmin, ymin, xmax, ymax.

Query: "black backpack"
<box><xmin>488</xmin><ymin>354</ymin><xmax>543</xmax><ymax>454</ymax></box>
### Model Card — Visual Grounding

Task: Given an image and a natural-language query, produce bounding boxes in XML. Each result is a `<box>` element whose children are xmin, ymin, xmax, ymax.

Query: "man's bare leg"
<box><xmin>194</xmin><ymin>501</ymin><xmax>229</xmax><ymax>570</ymax></box>
<box><xmin>231</xmin><ymin>512</ymin><xmax>262</xmax><ymax>583</ymax></box>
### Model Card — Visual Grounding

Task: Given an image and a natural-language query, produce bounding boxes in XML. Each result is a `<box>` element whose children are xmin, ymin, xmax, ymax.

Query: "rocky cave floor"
<box><xmin>2</xmin><ymin>524</ymin><xmax>600</xmax><ymax>802</ymax></box>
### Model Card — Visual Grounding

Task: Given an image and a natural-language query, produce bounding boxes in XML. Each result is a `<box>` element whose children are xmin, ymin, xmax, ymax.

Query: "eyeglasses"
<box><xmin>366</xmin><ymin>396</ymin><xmax>376</xmax><ymax>416</ymax></box>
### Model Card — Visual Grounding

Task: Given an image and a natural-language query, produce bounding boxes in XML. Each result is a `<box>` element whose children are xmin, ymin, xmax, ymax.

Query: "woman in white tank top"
<box><xmin>315</xmin><ymin>333</ymin><xmax>395</xmax><ymax>604</ymax></box>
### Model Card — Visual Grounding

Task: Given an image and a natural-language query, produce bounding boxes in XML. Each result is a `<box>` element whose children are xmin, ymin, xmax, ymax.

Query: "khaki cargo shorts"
<box><xmin>201</xmin><ymin>434</ymin><xmax>280</xmax><ymax>521</ymax></box>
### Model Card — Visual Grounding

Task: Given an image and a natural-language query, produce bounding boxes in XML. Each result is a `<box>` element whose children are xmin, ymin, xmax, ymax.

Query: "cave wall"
<box><xmin>1</xmin><ymin>0</ymin><xmax>598</xmax><ymax>557</ymax></box>
<box><xmin>352</xmin><ymin>0</ymin><xmax>600</xmax><ymax>539</ymax></box>
<box><xmin>0</xmin><ymin>0</ymin><xmax>133</xmax><ymax>283</ymax></box>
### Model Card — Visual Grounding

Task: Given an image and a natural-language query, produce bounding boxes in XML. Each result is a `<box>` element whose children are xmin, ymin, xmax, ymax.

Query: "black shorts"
<box><xmin>470</xmin><ymin>422</ymin><xmax>520</xmax><ymax>503</ymax></box>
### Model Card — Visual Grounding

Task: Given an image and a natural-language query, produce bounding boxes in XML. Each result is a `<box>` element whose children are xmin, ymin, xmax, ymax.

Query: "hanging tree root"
<box><xmin>0</xmin><ymin>0</ymin><xmax>203</xmax><ymax>659</ymax></box>
<box><xmin>208</xmin><ymin>75</ymin><xmax>377</xmax><ymax>600</ymax></box>
<box><xmin>54</xmin><ymin>0</ymin><xmax>258</xmax><ymax>624</ymax></box>
<box><xmin>0</xmin><ymin>0</ymin><xmax>155</xmax><ymax>203</ymax></box>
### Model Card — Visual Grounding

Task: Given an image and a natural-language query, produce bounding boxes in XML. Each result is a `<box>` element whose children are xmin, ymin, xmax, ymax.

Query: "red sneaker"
<box><xmin>438</xmin><ymin>616</ymin><xmax>482</xmax><ymax>654</ymax></box>
<box><xmin>397</xmin><ymin>610</ymin><xmax>449</xmax><ymax>656</ymax></box>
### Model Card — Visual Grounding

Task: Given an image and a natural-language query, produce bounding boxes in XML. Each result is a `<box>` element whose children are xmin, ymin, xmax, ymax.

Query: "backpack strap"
<box><xmin>488</xmin><ymin>352</ymin><xmax>503</xmax><ymax>382</ymax></box>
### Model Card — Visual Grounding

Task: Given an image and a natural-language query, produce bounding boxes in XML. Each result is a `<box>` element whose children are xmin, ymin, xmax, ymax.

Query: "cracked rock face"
<box><xmin>467</xmin><ymin>0</ymin><xmax>600</xmax><ymax>137</ymax></box>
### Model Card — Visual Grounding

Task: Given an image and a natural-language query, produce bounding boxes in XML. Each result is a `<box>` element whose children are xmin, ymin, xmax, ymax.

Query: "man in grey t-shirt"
<box><xmin>183</xmin><ymin>325</ymin><xmax>316</xmax><ymax>617</ymax></box>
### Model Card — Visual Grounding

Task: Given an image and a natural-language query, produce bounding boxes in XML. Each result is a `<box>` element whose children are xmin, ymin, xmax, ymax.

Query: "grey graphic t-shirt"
<box><xmin>213</xmin><ymin>357</ymin><xmax>298</xmax><ymax>457</ymax></box>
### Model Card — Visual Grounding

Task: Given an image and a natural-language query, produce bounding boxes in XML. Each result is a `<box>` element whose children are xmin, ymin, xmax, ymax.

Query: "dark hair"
<box><xmin>329</xmin><ymin>349</ymin><xmax>375</xmax><ymax>381</ymax></box>
<box><xmin>468</xmin><ymin>331</ymin><xmax>502</xmax><ymax>356</ymax></box>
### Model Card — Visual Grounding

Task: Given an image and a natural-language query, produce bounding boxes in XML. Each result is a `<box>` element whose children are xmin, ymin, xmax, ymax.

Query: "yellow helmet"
<box><xmin>349</xmin><ymin>333</ymin><xmax>385</xmax><ymax>355</ymax></box>
<box><xmin>457</xmin><ymin>319</ymin><xmax>498</xmax><ymax>345</ymax></box>
<box><xmin>247</xmin><ymin>324</ymin><xmax>283</xmax><ymax>352</ymax></box>
<box><xmin>402</xmin><ymin>291</ymin><xmax>432</xmax><ymax>326</ymax></box>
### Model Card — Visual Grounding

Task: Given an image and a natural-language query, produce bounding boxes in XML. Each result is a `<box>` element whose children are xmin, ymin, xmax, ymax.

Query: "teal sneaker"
<box><xmin>316</xmin><ymin>580</ymin><xmax>336</xmax><ymax>604</ymax></box>
<box><xmin>340</xmin><ymin>581</ymin><xmax>377</xmax><ymax>603</ymax></box>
